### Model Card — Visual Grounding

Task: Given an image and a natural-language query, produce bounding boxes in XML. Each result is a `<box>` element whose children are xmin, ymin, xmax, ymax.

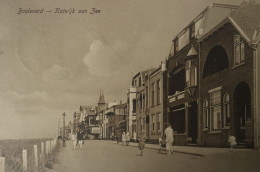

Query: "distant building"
<box><xmin>106</xmin><ymin>103</ymin><xmax>127</xmax><ymax>139</ymax></box>
<box><xmin>129</xmin><ymin>68</ymin><xmax>156</xmax><ymax>140</ymax></box>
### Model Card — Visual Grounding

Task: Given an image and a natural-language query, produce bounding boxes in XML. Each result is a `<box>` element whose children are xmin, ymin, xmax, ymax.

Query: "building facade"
<box><xmin>166</xmin><ymin>3</ymin><xmax>239</xmax><ymax>145</ymax></box>
<box><xmin>198</xmin><ymin>2</ymin><xmax>260</xmax><ymax>148</ymax></box>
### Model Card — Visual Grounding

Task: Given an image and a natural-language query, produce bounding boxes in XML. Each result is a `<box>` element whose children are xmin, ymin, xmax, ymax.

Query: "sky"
<box><xmin>0</xmin><ymin>0</ymin><xmax>255</xmax><ymax>139</ymax></box>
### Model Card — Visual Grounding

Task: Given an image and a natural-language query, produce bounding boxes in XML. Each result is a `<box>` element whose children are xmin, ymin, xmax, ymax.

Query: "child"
<box><xmin>138</xmin><ymin>132</ymin><xmax>146</xmax><ymax>156</ymax></box>
<box><xmin>228</xmin><ymin>135</ymin><xmax>237</xmax><ymax>151</ymax></box>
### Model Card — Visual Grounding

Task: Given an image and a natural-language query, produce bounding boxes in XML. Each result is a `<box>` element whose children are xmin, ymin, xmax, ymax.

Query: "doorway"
<box><xmin>233</xmin><ymin>82</ymin><xmax>251</xmax><ymax>141</ymax></box>
<box><xmin>188</xmin><ymin>102</ymin><xmax>198</xmax><ymax>143</ymax></box>
<box><xmin>146</xmin><ymin>115</ymin><xmax>150</xmax><ymax>138</ymax></box>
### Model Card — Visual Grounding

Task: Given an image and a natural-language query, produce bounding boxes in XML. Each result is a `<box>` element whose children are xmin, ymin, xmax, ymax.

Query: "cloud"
<box><xmin>83</xmin><ymin>39</ymin><xmax>128</xmax><ymax>76</ymax></box>
<box><xmin>42</xmin><ymin>64</ymin><xmax>70</xmax><ymax>81</ymax></box>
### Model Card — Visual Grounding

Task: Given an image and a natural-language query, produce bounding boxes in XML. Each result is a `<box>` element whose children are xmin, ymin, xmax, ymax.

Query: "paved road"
<box><xmin>47</xmin><ymin>140</ymin><xmax>260</xmax><ymax>172</ymax></box>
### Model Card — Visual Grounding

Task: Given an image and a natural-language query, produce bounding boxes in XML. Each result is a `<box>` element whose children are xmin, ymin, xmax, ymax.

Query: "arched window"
<box><xmin>203</xmin><ymin>99</ymin><xmax>209</xmax><ymax>129</ymax></box>
<box><xmin>203</xmin><ymin>46</ymin><xmax>229</xmax><ymax>78</ymax></box>
<box><xmin>223</xmin><ymin>93</ymin><xmax>230</xmax><ymax>126</ymax></box>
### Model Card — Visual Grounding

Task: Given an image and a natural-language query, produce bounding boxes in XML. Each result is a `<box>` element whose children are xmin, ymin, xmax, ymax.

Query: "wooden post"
<box><xmin>22</xmin><ymin>149</ymin><xmax>27</xmax><ymax>172</ymax></box>
<box><xmin>41</xmin><ymin>142</ymin><xmax>44</xmax><ymax>155</ymax></box>
<box><xmin>34</xmin><ymin>145</ymin><xmax>38</xmax><ymax>169</ymax></box>
<box><xmin>45</xmin><ymin>141</ymin><xmax>48</xmax><ymax>155</ymax></box>
<box><xmin>49</xmin><ymin>141</ymin><xmax>51</xmax><ymax>153</ymax></box>
<box><xmin>0</xmin><ymin>157</ymin><xmax>5</xmax><ymax>172</ymax></box>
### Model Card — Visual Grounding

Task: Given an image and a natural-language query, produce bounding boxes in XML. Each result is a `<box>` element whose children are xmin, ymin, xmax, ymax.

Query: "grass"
<box><xmin>0</xmin><ymin>138</ymin><xmax>55</xmax><ymax>172</ymax></box>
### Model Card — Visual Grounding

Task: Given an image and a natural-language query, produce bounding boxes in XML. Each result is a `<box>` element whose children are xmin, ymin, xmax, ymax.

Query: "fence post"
<box><xmin>34</xmin><ymin>145</ymin><xmax>38</xmax><ymax>169</ymax></box>
<box><xmin>50</xmin><ymin>140</ymin><xmax>52</xmax><ymax>153</ymax></box>
<box><xmin>22</xmin><ymin>149</ymin><xmax>27</xmax><ymax>172</ymax></box>
<box><xmin>49</xmin><ymin>141</ymin><xmax>52</xmax><ymax>153</ymax></box>
<box><xmin>41</xmin><ymin>142</ymin><xmax>44</xmax><ymax>155</ymax></box>
<box><xmin>0</xmin><ymin>157</ymin><xmax>5</xmax><ymax>172</ymax></box>
<box><xmin>45</xmin><ymin>141</ymin><xmax>49</xmax><ymax>155</ymax></box>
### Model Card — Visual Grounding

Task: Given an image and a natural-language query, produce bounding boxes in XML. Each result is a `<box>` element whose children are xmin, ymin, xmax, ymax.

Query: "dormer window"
<box><xmin>234</xmin><ymin>35</ymin><xmax>245</xmax><ymax>66</ymax></box>
<box><xmin>190</xmin><ymin>24</ymin><xmax>195</xmax><ymax>40</ymax></box>
<box><xmin>175</xmin><ymin>38</ymin><xmax>179</xmax><ymax>53</ymax></box>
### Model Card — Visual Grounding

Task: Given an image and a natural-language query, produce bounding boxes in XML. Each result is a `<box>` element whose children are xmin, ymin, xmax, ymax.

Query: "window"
<box><xmin>145</xmin><ymin>86</ymin><xmax>148</xmax><ymax>108</ymax></box>
<box><xmin>157</xmin><ymin>80</ymin><xmax>161</xmax><ymax>105</ymax></box>
<box><xmin>140</xmin><ymin>118</ymin><xmax>142</xmax><ymax>131</ymax></box>
<box><xmin>142</xmin><ymin>93</ymin><xmax>145</xmax><ymax>110</ymax></box>
<box><xmin>139</xmin><ymin>94</ymin><xmax>142</xmax><ymax>112</ymax></box>
<box><xmin>133</xmin><ymin>99</ymin><xmax>136</xmax><ymax>113</ymax></box>
<box><xmin>223</xmin><ymin>93</ymin><xmax>230</xmax><ymax>126</ymax></box>
<box><xmin>120</xmin><ymin>109</ymin><xmax>124</xmax><ymax>115</ymax></box>
<box><xmin>152</xmin><ymin>115</ymin><xmax>155</xmax><ymax>132</ymax></box>
<box><xmin>234</xmin><ymin>35</ymin><xmax>245</xmax><ymax>65</ymax></box>
<box><xmin>151</xmin><ymin>83</ymin><xmax>155</xmax><ymax>107</ymax></box>
<box><xmin>115</xmin><ymin>109</ymin><xmax>120</xmax><ymax>115</ymax></box>
<box><xmin>186</xmin><ymin>59</ymin><xmax>197</xmax><ymax>87</ymax></box>
<box><xmin>143</xmin><ymin>118</ymin><xmax>145</xmax><ymax>130</ymax></box>
<box><xmin>190</xmin><ymin>24</ymin><xmax>195</xmax><ymax>40</ymax></box>
<box><xmin>156</xmin><ymin>113</ymin><xmax>160</xmax><ymax>131</ymax></box>
<box><xmin>210</xmin><ymin>90</ymin><xmax>222</xmax><ymax>130</ymax></box>
<box><xmin>175</xmin><ymin>38</ymin><xmax>179</xmax><ymax>52</ymax></box>
<box><xmin>203</xmin><ymin>100</ymin><xmax>209</xmax><ymax>129</ymax></box>
<box><xmin>170</xmin><ymin>42</ymin><xmax>175</xmax><ymax>56</ymax></box>
<box><xmin>138</xmin><ymin>77</ymin><xmax>141</xmax><ymax>87</ymax></box>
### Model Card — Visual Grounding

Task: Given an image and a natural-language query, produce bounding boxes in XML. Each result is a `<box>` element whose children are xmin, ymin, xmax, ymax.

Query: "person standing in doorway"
<box><xmin>165</xmin><ymin>123</ymin><xmax>174</xmax><ymax>155</ymax></box>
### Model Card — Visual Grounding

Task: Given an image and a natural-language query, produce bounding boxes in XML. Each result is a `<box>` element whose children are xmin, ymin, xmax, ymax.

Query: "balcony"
<box><xmin>168</xmin><ymin>90</ymin><xmax>186</xmax><ymax>103</ymax></box>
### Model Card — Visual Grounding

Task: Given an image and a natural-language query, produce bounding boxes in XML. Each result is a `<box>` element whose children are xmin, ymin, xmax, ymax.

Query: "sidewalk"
<box><xmin>102</xmin><ymin>140</ymin><xmax>252</xmax><ymax>156</ymax></box>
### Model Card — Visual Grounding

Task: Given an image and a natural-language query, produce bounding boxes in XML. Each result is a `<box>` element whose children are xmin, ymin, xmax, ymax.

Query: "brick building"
<box><xmin>198</xmin><ymin>2</ymin><xmax>260</xmax><ymax>148</ymax></box>
<box><xmin>166</xmin><ymin>3</ymin><xmax>239</xmax><ymax>145</ymax></box>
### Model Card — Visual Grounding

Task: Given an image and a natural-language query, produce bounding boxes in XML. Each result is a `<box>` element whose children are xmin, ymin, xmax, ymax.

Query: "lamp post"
<box><xmin>73</xmin><ymin>112</ymin><xmax>76</xmax><ymax>132</ymax></box>
<box><xmin>62</xmin><ymin>112</ymin><xmax>66</xmax><ymax>147</ymax></box>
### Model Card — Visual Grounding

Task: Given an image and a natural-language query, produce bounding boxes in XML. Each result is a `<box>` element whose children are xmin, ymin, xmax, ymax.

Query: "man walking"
<box><xmin>165</xmin><ymin>123</ymin><xmax>174</xmax><ymax>155</ymax></box>
<box><xmin>78</xmin><ymin>130</ymin><xmax>84</xmax><ymax>149</ymax></box>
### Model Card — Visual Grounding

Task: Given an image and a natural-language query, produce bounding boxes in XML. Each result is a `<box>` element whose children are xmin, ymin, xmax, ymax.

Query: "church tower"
<box><xmin>98</xmin><ymin>90</ymin><xmax>106</xmax><ymax>107</ymax></box>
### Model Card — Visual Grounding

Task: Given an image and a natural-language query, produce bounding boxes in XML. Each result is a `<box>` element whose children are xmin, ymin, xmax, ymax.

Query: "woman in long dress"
<box><xmin>122</xmin><ymin>132</ymin><xmax>126</xmax><ymax>145</ymax></box>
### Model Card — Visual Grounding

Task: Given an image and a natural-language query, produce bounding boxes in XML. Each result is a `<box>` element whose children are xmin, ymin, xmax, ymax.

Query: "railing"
<box><xmin>0</xmin><ymin>138</ymin><xmax>59</xmax><ymax>172</ymax></box>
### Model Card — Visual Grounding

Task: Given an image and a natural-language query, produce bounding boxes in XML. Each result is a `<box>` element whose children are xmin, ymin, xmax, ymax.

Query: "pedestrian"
<box><xmin>116</xmin><ymin>130</ymin><xmax>121</xmax><ymax>144</ymax></box>
<box><xmin>133</xmin><ymin>131</ymin><xmax>137</xmax><ymax>143</ymax></box>
<box><xmin>126</xmin><ymin>132</ymin><xmax>130</xmax><ymax>146</ymax></box>
<box><xmin>165</xmin><ymin>123</ymin><xmax>174</xmax><ymax>155</ymax></box>
<box><xmin>122</xmin><ymin>132</ymin><xmax>126</xmax><ymax>145</ymax></box>
<box><xmin>71</xmin><ymin>131</ymin><xmax>77</xmax><ymax>150</ymax></box>
<box><xmin>228</xmin><ymin>135</ymin><xmax>237</xmax><ymax>151</ymax></box>
<box><xmin>78</xmin><ymin>130</ymin><xmax>84</xmax><ymax>149</ymax></box>
<box><xmin>138</xmin><ymin>132</ymin><xmax>146</xmax><ymax>156</ymax></box>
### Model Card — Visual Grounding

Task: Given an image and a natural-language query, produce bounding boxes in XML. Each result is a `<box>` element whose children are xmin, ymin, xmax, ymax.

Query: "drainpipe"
<box><xmin>252</xmin><ymin>44</ymin><xmax>258</xmax><ymax>149</ymax></box>
<box><xmin>198</xmin><ymin>41</ymin><xmax>201</xmax><ymax>145</ymax></box>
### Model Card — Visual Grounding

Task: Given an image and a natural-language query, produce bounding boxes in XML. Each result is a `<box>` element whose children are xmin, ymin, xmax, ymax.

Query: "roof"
<box><xmin>98</xmin><ymin>91</ymin><xmax>105</xmax><ymax>105</ymax></box>
<box><xmin>196</xmin><ymin>3</ymin><xmax>238</xmax><ymax>40</ymax></box>
<box><xmin>198</xmin><ymin>2</ymin><xmax>260</xmax><ymax>44</ymax></box>
<box><xmin>229</xmin><ymin>2</ymin><xmax>260</xmax><ymax>42</ymax></box>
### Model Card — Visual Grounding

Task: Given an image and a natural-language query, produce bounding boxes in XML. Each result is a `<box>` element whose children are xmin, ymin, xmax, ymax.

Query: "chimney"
<box><xmin>120</xmin><ymin>100</ymin><xmax>122</xmax><ymax>104</ymax></box>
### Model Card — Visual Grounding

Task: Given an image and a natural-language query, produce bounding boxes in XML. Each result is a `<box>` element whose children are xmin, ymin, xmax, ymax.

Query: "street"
<box><xmin>46</xmin><ymin>140</ymin><xmax>260</xmax><ymax>172</ymax></box>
